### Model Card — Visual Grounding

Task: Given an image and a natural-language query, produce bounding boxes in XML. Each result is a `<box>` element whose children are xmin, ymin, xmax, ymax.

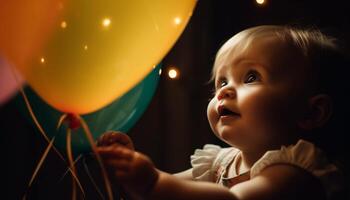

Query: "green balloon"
<box><xmin>15</xmin><ymin>64</ymin><xmax>161</xmax><ymax>155</ymax></box>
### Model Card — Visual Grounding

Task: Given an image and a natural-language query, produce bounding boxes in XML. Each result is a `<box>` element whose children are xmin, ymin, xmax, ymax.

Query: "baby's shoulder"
<box><xmin>250</xmin><ymin>140</ymin><xmax>344</xmax><ymax>199</ymax></box>
<box><xmin>231</xmin><ymin>163</ymin><xmax>327</xmax><ymax>200</ymax></box>
<box><xmin>251</xmin><ymin>139</ymin><xmax>332</xmax><ymax>176</ymax></box>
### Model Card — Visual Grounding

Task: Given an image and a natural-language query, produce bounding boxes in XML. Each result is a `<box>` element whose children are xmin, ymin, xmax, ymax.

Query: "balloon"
<box><xmin>5</xmin><ymin>0</ymin><xmax>196</xmax><ymax>114</ymax></box>
<box><xmin>0</xmin><ymin>0</ymin><xmax>63</xmax><ymax>70</ymax></box>
<box><xmin>15</xmin><ymin>65</ymin><xmax>161</xmax><ymax>154</ymax></box>
<box><xmin>0</xmin><ymin>56</ymin><xmax>24</xmax><ymax>105</ymax></box>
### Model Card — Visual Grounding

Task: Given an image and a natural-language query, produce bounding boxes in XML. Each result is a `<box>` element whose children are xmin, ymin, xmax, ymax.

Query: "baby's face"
<box><xmin>207</xmin><ymin>36</ymin><xmax>311</xmax><ymax>152</ymax></box>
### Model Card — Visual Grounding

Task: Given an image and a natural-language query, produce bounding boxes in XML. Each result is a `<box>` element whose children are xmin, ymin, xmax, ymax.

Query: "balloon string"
<box><xmin>58</xmin><ymin>155</ymin><xmax>82</xmax><ymax>183</ymax></box>
<box><xmin>22</xmin><ymin>135</ymin><xmax>56</xmax><ymax>200</ymax></box>
<box><xmin>57</xmin><ymin>113</ymin><xmax>68</xmax><ymax>129</ymax></box>
<box><xmin>82</xmin><ymin>156</ymin><xmax>106</xmax><ymax>200</ymax></box>
<box><xmin>20</xmin><ymin>117</ymin><xmax>85</xmax><ymax>200</ymax></box>
<box><xmin>77</xmin><ymin>115</ymin><xmax>114</xmax><ymax>200</ymax></box>
<box><xmin>23</xmin><ymin>97</ymin><xmax>85</xmax><ymax>197</ymax></box>
<box><xmin>58</xmin><ymin>115</ymin><xmax>85</xmax><ymax>198</ymax></box>
<box><xmin>66</xmin><ymin>128</ymin><xmax>77</xmax><ymax>200</ymax></box>
<box><xmin>7</xmin><ymin>68</ymin><xmax>84</xmax><ymax>199</ymax></box>
<box><xmin>7</xmin><ymin>65</ymin><xmax>84</xmax><ymax>192</ymax></box>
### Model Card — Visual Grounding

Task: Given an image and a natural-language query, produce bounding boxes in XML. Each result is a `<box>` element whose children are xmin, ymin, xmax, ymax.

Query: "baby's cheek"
<box><xmin>207</xmin><ymin>100</ymin><xmax>218</xmax><ymax>127</ymax></box>
<box><xmin>245</xmin><ymin>94</ymin><xmax>295</xmax><ymax>133</ymax></box>
<box><xmin>241</xmin><ymin>92</ymin><xmax>283</xmax><ymax>122</ymax></box>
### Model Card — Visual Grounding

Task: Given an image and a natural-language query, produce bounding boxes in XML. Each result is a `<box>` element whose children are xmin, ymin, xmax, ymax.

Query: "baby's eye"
<box><xmin>212</xmin><ymin>78</ymin><xmax>227</xmax><ymax>96</ymax></box>
<box><xmin>244</xmin><ymin>70</ymin><xmax>261</xmax><ymax>84</ymax></box>
<box><xmin>216</xmin><ymin>79</ymin><xmax>228</xmax><ymax>89</ymax></box>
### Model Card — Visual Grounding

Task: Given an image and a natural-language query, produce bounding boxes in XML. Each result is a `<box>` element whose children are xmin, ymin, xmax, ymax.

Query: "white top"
<box><xmin>190</xmin><ymin>140</ymin><xmax>344</xmax><ymax>199</ymax></box>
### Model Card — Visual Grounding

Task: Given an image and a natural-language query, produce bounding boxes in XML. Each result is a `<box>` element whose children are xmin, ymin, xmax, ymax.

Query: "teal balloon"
<box><xmin>15</xmin><ymin>64</ymin><xmax>161</xmax><ymax>155</ymax></box>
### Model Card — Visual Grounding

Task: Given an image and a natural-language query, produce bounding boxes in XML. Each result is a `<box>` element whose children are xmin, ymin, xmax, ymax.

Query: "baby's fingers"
<box><xmin>97</xmin><ymin>131</ymin><xmax>121</xmax><ymax>146</ymax></box>
<box><xmin>97</xmin><ymin>146</ymin><xmax>134</xmax><ymax>161</ymax></box>
<box><xmin>97</xmin><ymin>131</ymin><xmax>134</xmax><ymax>150</ymax></box>
<box><xmin>114</xmin><ymin>170</ymin><xmax>132</xmax><ymax>182</ymax></box>
<box><xmin>102</xmin><ymin>159</ymin><xmax>133</xmax><ymax>182</ymax></box>
<box><xmin>105</xmin><ymin>159</ymin><xmax>131</xmax><ymax>171</ymax></box>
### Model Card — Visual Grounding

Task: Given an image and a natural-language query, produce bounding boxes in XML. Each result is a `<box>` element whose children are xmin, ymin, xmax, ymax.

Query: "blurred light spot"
<box><xmin>102</xmin><ymin>18</ymin><xmax>111</xmax><ymax>28</ymax></box>
<box><xmin>61</xmin><ymin>21</ymin><xmax>67</xmax><ymax>29</ymax></box>
<box><xmin>58</xmin><ymin>2</ymin><xmax>64</xmax><ymax>10</ymax></box>
<box><xmin>174</xmin><ymin>17</ymin><xmax>181</xmax><ymax>25</ymax></box>
<box><xmin>84</xmin><ymin>45</ymin><xmax>88</xmax><ymax>50</ymax></box>
<box><xmin>256</xmin><ymin>0</ymin><xmax>265</xmax><ymax>5</ymax></box>
<box><xmin>168</xmin><ymin>67</ymin><xmax>179</xmax><ymax>79</ymax></box>
<box><xmin>40</xmin><ymin>57</ymin><xmax>45</xmax><ymax>63</ymax></box>
<box><xmin>159</xmin><ymin>69</ymin><xmax>162</xmax><ymax>75</ymax></box>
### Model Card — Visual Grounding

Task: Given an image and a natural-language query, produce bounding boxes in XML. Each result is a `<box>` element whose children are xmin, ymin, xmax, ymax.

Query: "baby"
<box><xmin>97</xmin><ymin>25</ymin><xmax>346</xmax><ymax>200</ymax></box>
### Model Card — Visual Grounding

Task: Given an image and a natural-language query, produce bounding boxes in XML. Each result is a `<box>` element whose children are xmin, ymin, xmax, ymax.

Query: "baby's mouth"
<box><xmin>218</xmin><ymin>105</ymin><xmax>240</xmax><ymax>117</ymax></box>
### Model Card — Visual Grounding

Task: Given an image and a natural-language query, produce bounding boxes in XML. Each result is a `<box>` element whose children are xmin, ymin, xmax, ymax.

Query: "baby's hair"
<box><xmin>211</xmin><ymin>25</ymin><xmax>340</xmax><ymax>82</ymax></box>
<box><xmin>211</xmin><ymin>25</ymin><xmax>349</xmax><ymax>167</ymax></box>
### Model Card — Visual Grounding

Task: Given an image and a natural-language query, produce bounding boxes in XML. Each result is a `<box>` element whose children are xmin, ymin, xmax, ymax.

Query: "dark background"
<box><xmin>1</xmin><ymin>0</ymin><xmax>349</xmax><ymax>199</ymax></box>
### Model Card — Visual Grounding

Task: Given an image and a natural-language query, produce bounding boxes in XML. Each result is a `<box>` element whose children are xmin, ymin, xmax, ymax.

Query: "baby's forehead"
<box><xmin>215</xmin><ymin>35</ymin><xmax>306</xmax><ymax>72</ymax></box>
<box><xmin>211</xmin><ymin>35</ymin><xmax>316</xmax><ymax>89</ymax></box>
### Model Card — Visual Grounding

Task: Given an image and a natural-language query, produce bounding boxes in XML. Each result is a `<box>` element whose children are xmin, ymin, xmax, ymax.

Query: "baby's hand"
<box><xmin>97</xmin><ymin>145</ymin><xmax>159</xmax><ymax>198</ymax></box>
<box><xmin>97</xmin><ymin>131</ymin><xmax>134</xmax><ymax>150</ymax></box>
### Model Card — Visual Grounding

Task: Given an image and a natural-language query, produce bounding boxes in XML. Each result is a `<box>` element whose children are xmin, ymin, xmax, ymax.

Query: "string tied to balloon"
<box><xmin>65</xmin><ymin>113</ymin><xmax>81</xmax><ymax>130</ymax></box>
<box><xmin>12</xmin><ymin>70</ymin><xmax>113</xmax><ymax>200</ymax></box>
<box><xmin>59</xmin><ymin>113</ymin><xmax>114</xmax><ymax>200</ymax></box>
<box><xmin>18</xmin><ymin>92</ymin><xmax>85</xmax><ymax>200</ymax></box>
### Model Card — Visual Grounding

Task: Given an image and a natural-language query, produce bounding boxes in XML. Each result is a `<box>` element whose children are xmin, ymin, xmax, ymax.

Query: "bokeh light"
<box><xmin>102</xmin><ymin>18</ymin><xmax>111</xmax><ymax>28</ymax></box>
<box><xmin>256</xmin><ymin>0</ymin><xmax>265</xmax><ymax>5</ymax></box>
<box><xmin>167</xmin><ymin>67</ymin><xmax>180</xmax><ymax>79</ymax></box>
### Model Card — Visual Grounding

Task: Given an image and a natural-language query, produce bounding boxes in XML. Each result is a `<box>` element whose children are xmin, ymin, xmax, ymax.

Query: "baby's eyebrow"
<box><xmin>233</xmin><ymin>57</ymin><xmax>271</xmax><ymax>74</ymax></box>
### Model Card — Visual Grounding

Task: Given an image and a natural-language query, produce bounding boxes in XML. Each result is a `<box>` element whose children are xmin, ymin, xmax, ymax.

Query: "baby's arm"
<box><xmin>159</xmin><ymin>163</ymin><xmax>326</xmax><ymax>200</ymax></box>
<box><xmin>230</xmin><ymin>164</ymin><xmax>327</xmax><ymax>200</ymax></box>
<box><xmin>98</xmin><ymin>143</ymin><xmax>327</xmax><ymax>200</ymax></box>
<box><xmin>97</xmin><ymin>145</ymin><xmax>238</xmax><ymax>200</ymax></box>
<box><xmin>152</xmin><ymin>171</ymin><xmax>238</xmax><ymax>200</ymax></box>
<box><xmin>173</xmin><ymin>168</ymin><xmax>193</xmax><ymax>180</ymax></box>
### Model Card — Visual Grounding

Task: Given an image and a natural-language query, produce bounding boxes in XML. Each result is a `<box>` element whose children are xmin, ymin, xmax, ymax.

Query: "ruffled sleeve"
<box><xmin>190</xmin><ymin>144</ymin><xmax>221</xmax><ymax>182</ymax></box>
<box><xmin>251</xmin><ymin>139</ymin><xmax>344</xmax><ymax>199</ymax></box>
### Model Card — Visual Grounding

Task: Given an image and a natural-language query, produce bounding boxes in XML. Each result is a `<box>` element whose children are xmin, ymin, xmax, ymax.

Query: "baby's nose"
<box><xmin>217</xmin><ymin>88</ymin><xmax>236</xmax><ymax>100</ymax></box>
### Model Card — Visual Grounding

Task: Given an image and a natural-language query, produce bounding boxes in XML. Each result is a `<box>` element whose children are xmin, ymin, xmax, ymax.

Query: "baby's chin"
<box><xmin>215</xmin><ymin>128</ymin><xmax>243</xmax><ymax>144</ymax></box>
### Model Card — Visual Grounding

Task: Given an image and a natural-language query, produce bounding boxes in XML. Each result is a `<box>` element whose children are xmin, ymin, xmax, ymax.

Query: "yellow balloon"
<box><xmin>15</xmin><ymin>0</ymin><xmax>196</xmax><ymax>114</ymax></box>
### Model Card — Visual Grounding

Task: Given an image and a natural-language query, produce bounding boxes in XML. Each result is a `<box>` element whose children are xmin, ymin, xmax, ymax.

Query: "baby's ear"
<box><xmin>298</xmin><ymin>94</ymin><xmax>333</xmax><ymax>130</ymax></box>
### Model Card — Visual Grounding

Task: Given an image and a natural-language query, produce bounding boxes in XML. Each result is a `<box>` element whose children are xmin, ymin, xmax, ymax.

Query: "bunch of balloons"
<box><xmin>1</xmin><ymin>0</ymin><xmax>196</xmax><ymax>114</ymax></box>
<box><xmin>1</xmin><ymin>0</ymin><xmax>196</xmax><ymax>150</ymax></box>
<box><xmin>1</xmin><ymin>1</ymin><xmax>196</xmax><ymax>199</ymax></box>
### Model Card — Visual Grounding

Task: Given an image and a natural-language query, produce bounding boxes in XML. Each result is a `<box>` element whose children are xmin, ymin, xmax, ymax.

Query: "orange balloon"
<box><xmin>0</xmin><ymin>0</ymin><xmax>64</xmax><ymax>68</ymax></box>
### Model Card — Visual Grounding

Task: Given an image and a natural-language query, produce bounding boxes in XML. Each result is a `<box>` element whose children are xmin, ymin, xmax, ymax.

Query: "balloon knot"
<box><xmin>65</xmin><ymin>113</ymin><xmax>81</xmax><ymax>130</ymax></box>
